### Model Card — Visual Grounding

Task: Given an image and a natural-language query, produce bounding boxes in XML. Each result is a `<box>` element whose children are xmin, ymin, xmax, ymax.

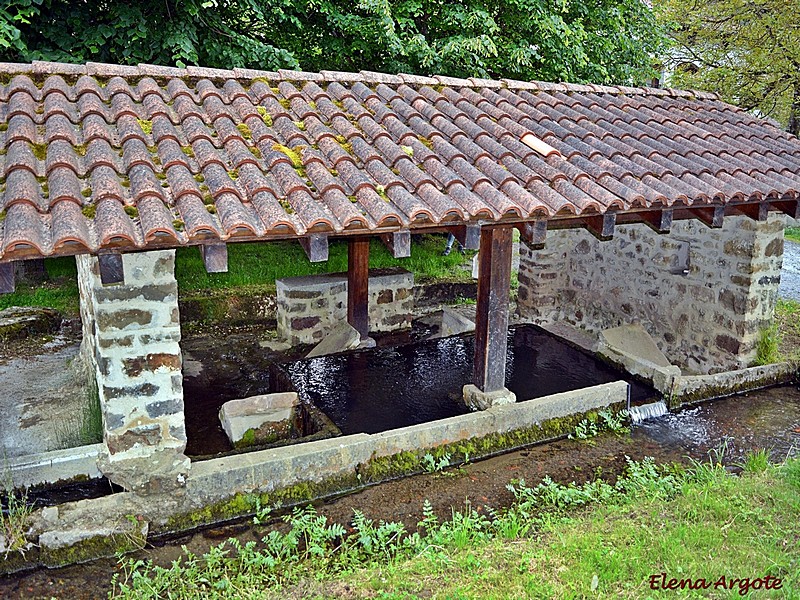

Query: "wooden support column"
<box><xmin>347</xmin><ymin>236</ymin><xmax>370</xmax><ymax>339</ymax></box>
<box><xmin>473</xmin><ymin>226</ymin><xmax>514</xmax><ymax>393</ymax></box>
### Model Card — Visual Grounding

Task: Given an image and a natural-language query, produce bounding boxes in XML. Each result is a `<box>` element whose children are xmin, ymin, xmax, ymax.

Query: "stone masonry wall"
<box><xmin>517</xmin><ymin>214</ymin><xmax>785</xmax><ymax>374</ymax></box>
<box><xmin>77</xmin><ymin>250</ymin><xmax>189</xmax><ymax>494</ymax></box>
<box><xmin>276</xmin><ymin>268</ymin><xmax>414</xmax><ymax>345</ymax></box>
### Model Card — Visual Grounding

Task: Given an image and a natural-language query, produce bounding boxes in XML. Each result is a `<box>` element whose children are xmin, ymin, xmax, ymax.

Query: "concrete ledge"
<box><xmin>3</xmin><ymin>381</ymin><xmax>629</xmax><ymax>573</ymax></box>
<box><xmin>672</xmin><ymin>362</ymin><xmax>798</xmax><ymax>407</ymax></box>
<box><xmin>5</xmin><ymin>444</ymin><xmax>102</xmax><ymax>490</ymax></box>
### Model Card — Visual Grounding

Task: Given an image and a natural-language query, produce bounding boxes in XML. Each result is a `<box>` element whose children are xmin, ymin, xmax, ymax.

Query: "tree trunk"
<box><xmin>788</xmin><ymin>86</ymin><xmax>800</xmax><ymax>137</ymax></box>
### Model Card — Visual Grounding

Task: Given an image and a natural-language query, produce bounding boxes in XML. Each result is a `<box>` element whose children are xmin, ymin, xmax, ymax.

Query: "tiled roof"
<box><xmin>1</xmin><ymin>60</ymin><xmax>799</xmax><ymax>261</ymax></box>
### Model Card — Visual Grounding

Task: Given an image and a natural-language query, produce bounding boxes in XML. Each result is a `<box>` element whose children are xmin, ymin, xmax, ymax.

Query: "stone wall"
<box><xmin>276</xmin><ymin>268</ymin><xmax>414</xmax><ymax>344</ymax></box>
<box><xmin>517</xmin><ymin>214</ymin><xmax>785</xmax><ymax>373</ymax></box>
<box><xmin>77</xmin><ymin>250</ymin><xmax>189</xmax><ymax>493</ymax></box>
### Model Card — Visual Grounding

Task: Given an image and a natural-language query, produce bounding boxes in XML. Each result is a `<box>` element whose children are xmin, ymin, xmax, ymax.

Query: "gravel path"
<box><xmin>780</xmin><ymin>239</ymin><xmax>800</xmax><ymax>300</ymax></box>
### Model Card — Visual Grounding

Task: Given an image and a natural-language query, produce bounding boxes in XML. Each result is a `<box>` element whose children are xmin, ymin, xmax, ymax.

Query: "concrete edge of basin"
<box><xmin>670</xmin><ymin>361</ymin><xmax>799</xmax><ymax>408</ymax></box>
<box><xmin>5</xmin><ymin>444</ymin><xmax>103</xmax><ymax>490</ymax></box>
<box><xmin>7</xmin><ymin>381</ymin><xmax>627</xmax><ymax>574</ymax></box>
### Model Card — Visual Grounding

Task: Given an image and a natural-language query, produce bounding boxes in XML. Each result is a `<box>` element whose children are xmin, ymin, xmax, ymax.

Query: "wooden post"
<box><xmin>348</xmin><ymin>237</ymin><xmax>370</xmax><ymax>339</ymax></box>
<box><xmin>473</xmin><ymin>226</ymin><xmax>514</xmax><ymax>393</ymax></box>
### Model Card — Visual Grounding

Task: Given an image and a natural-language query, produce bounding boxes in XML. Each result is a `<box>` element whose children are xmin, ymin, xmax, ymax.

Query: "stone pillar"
<box><xmin>76</xmin><ymin>250</ymin><xmax>189</xmax><ymax>494</ymax></box>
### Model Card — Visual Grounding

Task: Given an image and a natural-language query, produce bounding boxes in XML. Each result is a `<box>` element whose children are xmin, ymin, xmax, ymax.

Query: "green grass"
<box><xmin>775</xmin><ymin>298</ymin><xmax>800</xmax><ymax>360</ymax></box>
<box><xmin>0</xmin><ymin>235</ymin><xmax>471</xmax><ymax>316</ymax></box>
<box><xmin>110</xmin><ymin>453</ymin><xmax>800</xmax><ymax>599</ymax></box>
<box><xmin>785</xmin><ymin>227</ymin><xmax>800</xmax><ymax>244</ymax></box>
<box><xmin>175</xmin><ymin>235</ymin><xmax>471</xmax><ymax>292</ymax></box>
<box><xmin>0</xmin><ymin>257</ymin><xmax>80</xmax><ymax>315</ymax></box>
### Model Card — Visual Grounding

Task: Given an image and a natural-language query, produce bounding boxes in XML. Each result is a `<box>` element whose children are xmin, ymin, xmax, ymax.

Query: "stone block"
<box><xmin>462</xmin><ymin>384</ymin><xmax>516</xmax><ymax>411</ymax></box>
<box><xmin>219</xmin><ymin>393</ymin><xmax>300</xmax><ymax>448</ymax></box>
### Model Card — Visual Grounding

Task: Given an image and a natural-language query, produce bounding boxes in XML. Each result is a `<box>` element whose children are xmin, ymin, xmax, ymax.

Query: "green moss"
<box><xmin>279</xmin><ymin>98</ymin><xmax>291</xmax><ymax>110</ymax></box>
<box><xmin>81</xmin><ymin>205</ymin><xmax>96</xmax><ymax>218</ymax></box>
<box><xmin>227</xmin><ymin>168</ymin><xmax>239</xmax><ymax>181</ymax></box>
<box><xmin>194</xmin><ymin>173</ymin><xmax>205</xmax><ymax>183</ymax></box>
<box><xmin>202</xmin><ymin>192</ymin><xmax>214</xmax><ymax>205</ymax></box>
<box><xmin>0</xmin><ymin>210</ymin><xmax>6</xmax><ymax>222</ymax></box>
<box><xmin>417</xmin><ymin>135</ymin><xmax>433</xmax><ymax>150</ymax></box>
<box><xmin>347</xmin><ymin>195</ymin><xmax>357</xmax><ymax>203</ymax></box>
<box><xmin>124</xmin><ymin>206</ymin><xmax>139</xmax><ymax>218</ymax></box>
<box><xmin>206</xmin><ymin>204</ymin><xmax>217</xmax><ymax>214</ymax></box>
<box><xmin>173</xmin><ymin>219</ymin><xmax>185</xmax><ymax>232</ymax></box>
<box><xmin>375</xmin><ymin>184</ymin><xmax>389</xmax><ymax>201</ymax></box>
<box><xmin>136</xmin><ymin>118</ymin><xmax>153</xmax><ymax>135</ymax></box>
<box><xmin>272</xmin><ymin>143</ymin><xmax>304</xmax><ymax>169</ymax></box>
<box><xmin>0</xmin><ymin>123</ymin><xmax>7</xmax><ymax>132</ymax></box>
<box><xmin>29</xmin><ymin>142</ymin><xmax>47</xmax><ymax>160</ymax></box>
<box><xmin>293</xmin><ymin>120</ymin><xmax>306</xmax><ymax>131</ymax></box>
<box><xmin>238</xmin><ymin>428</ymin><xmax>257</xmax><ymax>448</ymax></box>
<box><xmin>249</xmin><ymin>146</ymin><xmax>263</xmax><ymax>159</ymax></box>
<box><xmin>181</xmin><ymin>145</ymin><xmax>195</xmax><ymax>158</ymax></box>
<box><xmin>237</xmin><ymin>123</ymin><xmax>253</xmax><ymax>140</ymax></box>
<box><xmin>39</xmin><ymin>525</ymin><xmax>146</xmax><ymax>570</ymax></box>
<box><xmin>279</xmin><ymin>198</ymin><xmax>295</xmax><ymax>215</ymax></box>
<box><xmin>334</xmin><ymin>135</ymin><xmax>353</xmax><ymax>155</ymax></box>
<box><xmin>328</xmin><ymin>168</ymin><xmax>338</xmax><ymax>176</ymax></box>
<box><xmin>332</xmin><ymin>99</ymin><xmax>345</xmax><ymax>110</ymax></box>
<box><xmin>256</xmin><ymin>106</ymin><xmax>273</xmax><ymax>127</ymax></box>
<box><xmin>81</xmin><ymin>187</ymin><xmax>92</xmax><ymax>198</ymax></box>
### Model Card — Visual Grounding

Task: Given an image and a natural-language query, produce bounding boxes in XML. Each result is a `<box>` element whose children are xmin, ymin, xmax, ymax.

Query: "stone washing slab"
<box><xmin>219</xmin><ymin>393</ymin><xmax>299</xmax><ymax>448</ymax></box>
<box><xmin>599</xmin><ymin>324</ymin><xmax>672</xmax><ymax>367</ymax></box>
<box><xmin>306</xmin><ymin>322</ymin><xmax>361</xmax><ymax>358</ymax></box>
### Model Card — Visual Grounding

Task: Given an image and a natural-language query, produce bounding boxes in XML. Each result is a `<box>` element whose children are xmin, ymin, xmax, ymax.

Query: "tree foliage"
<box><xmin>658</xmin><ymin>0</ymin><xmax>800</xmax><ymax>134</ymax></box>
<box><xmin>0</xmin><ymin>0</ymin><xmax>665</xmax><ymax>85</ymax></box>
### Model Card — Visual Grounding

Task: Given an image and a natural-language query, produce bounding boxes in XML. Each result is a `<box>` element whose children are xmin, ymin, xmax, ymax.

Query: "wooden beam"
<box><xmin>98</xmin><ymin>253</ymin><xmax>124</xmax><ymax>285</ymax></box>
<box><xmin>0</xmin><ymin>262</ymin><xmax>15</xmax><ymax>294</ymax></box>
<box><xmin>583</xmin><ymin>212</ymin><xmax>616</xmax><ymax>240</ymax></box>
<box><xmin>299</xmin><ymin>234</ymin><xmax>329</xmax><ymax>263</ymax></box>
<box><xmin>517</xmin><ymin>220</ymin><xmax>548</xmax><ymax>247</ymax></box>
<box><xmin>473</xmin><ymin>226</ymin><xmax>514</xmax><ymax>393</ymax></box>
<box><xmin>347</xmin><ymin>237</ymin><xmax>370</xmax><ymax>339</ymax></box>
<box><xmin>691</xmin><ymin>205</ymin><xmax>725</xmax><ymax>228</ymax></box>
<box><xmin>770</xmin><ymin>199</ymin><xmax>800</xmax><ymax>219</ymax></box>
<box><xmin>640</xmin><ymin>208</ymin><xmax>673</xmax><ymax>233</ymax></box>
<box><xmin>380</xmin><ymin>230</ymin><xmax>411</xmax><ymax>258</ymax></box>
<box><xmin>733</xmin><ymin>201</ymin><xmax>769</xmax><ymax>222</ymax></box>
<box><xmin>448</xmin><ymin>224</ymin><xmax>481</xmax><ymax>250</ymax></box>
<box><xmin>200</xmin><ymin>243</ymin><xmax>228</xmax><ymax>273</ymax></box>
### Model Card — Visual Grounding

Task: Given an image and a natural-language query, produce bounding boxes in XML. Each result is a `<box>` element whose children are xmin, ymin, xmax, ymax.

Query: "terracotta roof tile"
<box><xmin>0</xmin><ymin>61</ymin><xmax>798</xmax><ymax>260</ymax></box>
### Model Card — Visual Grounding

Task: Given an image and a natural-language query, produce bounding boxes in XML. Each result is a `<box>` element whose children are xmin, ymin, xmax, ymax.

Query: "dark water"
<box><xmin>285</xmin><ymin>324</ymin><xmax>654</xmax><ymax>435</ymax></box>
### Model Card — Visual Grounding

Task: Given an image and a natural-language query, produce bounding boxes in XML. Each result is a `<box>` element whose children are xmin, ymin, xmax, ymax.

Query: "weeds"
<box><xmin>754</xmin><ymin>322</ymin><xmax>782</xmax><ymax>365</ymax></box>
<box><xmin>421</xmin><ymin>452</ymin><xmax>451</xmax><ymax>473</ymax></box>
<box><xmin>1</xmin><ymin>464</ymin><xmax>34</xmax><ymax>558</ymax></box>
<box><xmin>110</xmin><ymin>456</ymin><xmax>702</xmax><ymax>598</ymax></box>
<box><xmin>738</xmin><ymin>448</ymin><xmax>771</xmax><ymax>473</ymax></box>
<box><xmin>568</xmin><ymin>409</ymin><xmax>630</xmax><ymax>444</ymax></box>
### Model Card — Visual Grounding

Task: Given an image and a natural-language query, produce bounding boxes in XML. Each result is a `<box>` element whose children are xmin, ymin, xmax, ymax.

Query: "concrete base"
<box><xmin>462</xmin><ymin>384</ymin><xmax>516</xmax><ymax>411</ymax></box>
<box><xmin>97</xmin><ymin>450</ymin><xmax>190</xmax><ymax>496</ymax></box>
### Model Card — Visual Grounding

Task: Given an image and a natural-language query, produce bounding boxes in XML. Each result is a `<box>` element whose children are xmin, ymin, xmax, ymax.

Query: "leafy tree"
<box><xmin>657</xmin><ymin>0</ymin><xmax>800</xmax><ymax>135</ymax></box>
<box><xmin>0</xmin><ymin>0</ymin><xmax>666</xmax><ymax>86</ymax></box>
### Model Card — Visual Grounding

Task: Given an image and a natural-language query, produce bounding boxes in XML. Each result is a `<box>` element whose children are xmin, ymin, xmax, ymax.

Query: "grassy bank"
<box><xmin>785</xmin><ymin>227</ymin><xmax>800</xmax><ymax>244</ymax></box>
<box><xmin>0</xmin><ymin>235</ymin><xmax>471</xmax><ymax>317</ymax></box>
<box><xmin>111</xmin><ymin>453</ymin><xmax>800</xmax><ymax>599</ymax></box>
